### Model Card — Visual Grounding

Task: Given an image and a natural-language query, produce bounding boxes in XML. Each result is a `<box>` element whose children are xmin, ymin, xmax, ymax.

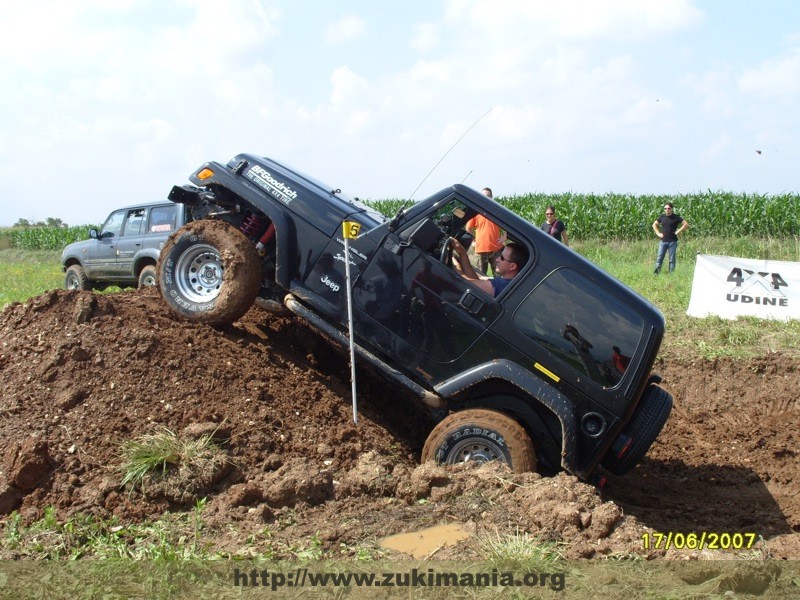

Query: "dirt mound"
<box><xmin>1</xmin><ymin>289</ymin><xmax>798</xmax><ymax>559</ymax></box>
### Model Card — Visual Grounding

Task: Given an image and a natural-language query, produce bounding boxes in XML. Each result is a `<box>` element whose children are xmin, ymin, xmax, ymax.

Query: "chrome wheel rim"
<box><xmin>445</xmin><ymin>438</ymin><xmax>506</xmax><ymax>465</ymax></box>
<box><xmin>174</xmin><ymin>244</ymin><xmax>223</xmax><ymax>303</ymax></box>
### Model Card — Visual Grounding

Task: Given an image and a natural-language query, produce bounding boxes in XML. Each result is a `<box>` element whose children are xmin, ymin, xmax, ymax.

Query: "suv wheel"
<box><xmin>157</xmin><ymin>220</ymin><xmax>262</xmax><ymax>325</ymax></box>
<box><xmin>64</xmin><ymin>265</ymin><xmax>92</xmax><ymax>291</ymax></box>
<box><xmin>601</xmin><ymin>385</ymin><xmax>673</xmax><ymax>475</ymax></box>
<box><xmin>138</xmin><ymin>265</ymin><xmax>157</xmax><ymax>288</ymax></box>
<box><xmin>421</xmin><ymin>408</ymin><xmax>536</xmax><ymax>473</ymax></box>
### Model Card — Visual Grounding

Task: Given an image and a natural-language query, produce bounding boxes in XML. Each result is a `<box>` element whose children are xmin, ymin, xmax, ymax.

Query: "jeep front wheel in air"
<box><xmin>601</xmin><ymin>385</ymin><xmax>673</xmax><ymax>476</ymax></box>
<box><xmin>157</xmin><ymin>220</ymin><xmax>262</xmax><ymax>326</ymax></box>
<box><xmin>65</xmin><ymin>265</ymin><xmax>92</xmax><ymax>291</ymax></box>
<box><xmin>421</xmin><ymin>409</ymin><xmax>536</xmax><ymax>473</ymax></box>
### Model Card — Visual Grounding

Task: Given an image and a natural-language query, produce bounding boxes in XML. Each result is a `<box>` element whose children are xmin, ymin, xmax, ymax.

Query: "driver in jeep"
<box><xmin>450</xmin><ymin>238</ymin><xmax>529</xmax><ymax>296</ymax></box>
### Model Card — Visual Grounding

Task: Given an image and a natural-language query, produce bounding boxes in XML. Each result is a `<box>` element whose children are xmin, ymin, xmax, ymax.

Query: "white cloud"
<box><xmin>410</xmin><ymin>22</ymin><xmax>440</xmax><ymax>52</ymax></box>
<box><xmin>444</xmin><ymin>0</ymin><xmax>702</xmax><ymax>43</ymax></box>
<box><xmin>329</xmin><ymin>66</ymin><xmax>371</xmax><ymax>106</ymax></box>
<box><xmin>486</xmin><ymin>104</ymin><xmax>544</xmax><ymax>141</ymax></box>
<box><xmin>738</xmin><ymin>48</ymin><xmax>800</xmax><ymax>101</ymax></box>
<box><xmin>325</xmin><ymin>14</ymin><xmax>367</xmax><ymax>44</ymax></box>
<box><xmin>701</xmin><ymin>134</ymin><xmax>732</xmax><ymax>160</ymax></box>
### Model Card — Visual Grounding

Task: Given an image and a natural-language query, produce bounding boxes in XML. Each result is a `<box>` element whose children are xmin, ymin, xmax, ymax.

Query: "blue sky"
<box><xmin>1</xmin><ymin>0</ymin><xmax>799</xmax><ymax>226</ymax></box>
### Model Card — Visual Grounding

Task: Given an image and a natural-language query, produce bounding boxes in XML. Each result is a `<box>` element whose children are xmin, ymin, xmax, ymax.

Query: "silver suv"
<box><xmin>61</xmin><ymin>202</ymin><xmax>186</xmax><ymax>290</ymax></box>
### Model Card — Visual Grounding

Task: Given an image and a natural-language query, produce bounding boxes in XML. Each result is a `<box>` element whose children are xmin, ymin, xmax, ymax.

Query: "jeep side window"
<box><xmin>432</xmin><ymin>199</ymin><xmax>476</xmax><ymax>239</ymax></box>
<box><xmin>399</xmin><ymin>198</ymin><xmax>476</xmax><ymax>261</ymax></box>
<box><xmin>99</xmin><ymin>210</ymin><xmax>125</xmax><ymax>239</ymax></box>
<box><xmin>123</xmin><ymin>209</ymin><xmax>146</xmax><ymax>236</ymax></box>
<box><xmin>513</xmin><ymin>267</ymin><xmax>644</xmax><ymax>388</ymax></box>
<box><xmin>149</xmin><ymin>205</ymin><xmax>177</xmax><ymax>233</ymax></box>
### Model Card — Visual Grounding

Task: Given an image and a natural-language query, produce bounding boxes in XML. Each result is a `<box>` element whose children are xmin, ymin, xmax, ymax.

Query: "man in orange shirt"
<box><xmin>466</xmin><ymin>187</ymin><xmax>504</xmax><ymax>274</ymax></box>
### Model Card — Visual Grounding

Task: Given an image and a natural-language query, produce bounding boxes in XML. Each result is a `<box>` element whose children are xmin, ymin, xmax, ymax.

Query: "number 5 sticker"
<box><xmin>343</xmin><ymin>221</ymin><xmax>361</xmax><ymax>239</ymax></box>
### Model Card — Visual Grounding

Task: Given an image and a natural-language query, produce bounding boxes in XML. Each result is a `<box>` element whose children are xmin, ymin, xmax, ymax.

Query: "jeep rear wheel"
<box><xmin>138</xmin><ymin>265</ymin><xmax>157</xmax><ymax>288</ymax></box>
<box><xmin>601</xmin><ymin>385</ymin><xmax>673</xmax><ymax>475</ymax></box>
<box><xmin>65</xmin><ymin>265</ymin><xmax>92</xmax><ymax>291</ymax></box>
<box><xmin>421</xmin><ymin>408</ymin><xmax>536</xmax><ymax>473</ymax></box>
<box><xmin>157</xmin><ymin>220</ymin><xmax>262</xmax><ymax>326</ymax></box>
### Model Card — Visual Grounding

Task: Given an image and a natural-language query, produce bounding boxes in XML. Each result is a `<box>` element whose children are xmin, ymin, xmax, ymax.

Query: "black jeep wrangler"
<box><xmin>157</xmin><ymin>153</ymin><xmax>672</xmax><ymax>482</ymax></box>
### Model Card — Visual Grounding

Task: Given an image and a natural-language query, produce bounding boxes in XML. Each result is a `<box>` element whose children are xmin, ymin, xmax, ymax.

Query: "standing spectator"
<box><xmin>466</xmin><ymin>187</ymin><xmax>504</xmax><ymax>274</ymax></box>
<box><xmin>652</xmin><ymin>202</ymin><xmax>689</xmax><ymax>274</ymax></box>
<box><xmin>540</xmin><ymin>205</ymin><xmax>569</xmax><ymax>246</ymax></box>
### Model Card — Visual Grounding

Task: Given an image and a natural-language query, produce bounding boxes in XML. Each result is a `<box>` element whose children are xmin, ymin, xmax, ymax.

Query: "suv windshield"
<box><xmin>101</xmin><ymin>211</ymin><xmax>125</xmax><ymax>238</ymax></box>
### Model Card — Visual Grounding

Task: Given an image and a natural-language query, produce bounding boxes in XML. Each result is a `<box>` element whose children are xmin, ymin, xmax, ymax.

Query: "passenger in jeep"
<box><xmin>450</xmin><ymin>238</ymin><xmax>528</xmax><ymax>296</ymax></box>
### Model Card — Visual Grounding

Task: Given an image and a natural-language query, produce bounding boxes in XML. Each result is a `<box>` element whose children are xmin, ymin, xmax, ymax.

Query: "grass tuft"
<box><xmin>119</xmin><ymin>427</ymin><xmax>221</xmax><ymax>494</ymax></box>
<box><xmin>478</xmin><ymin>529</ymin><xmax>565</xmax><ymax>563</ymax></box>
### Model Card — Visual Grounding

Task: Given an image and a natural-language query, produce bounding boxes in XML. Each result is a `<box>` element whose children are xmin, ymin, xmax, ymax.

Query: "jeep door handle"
<box><xmin>458</xmin><ymin>290</ymin><xmax>485</xmax><ymax>315</ymax></box>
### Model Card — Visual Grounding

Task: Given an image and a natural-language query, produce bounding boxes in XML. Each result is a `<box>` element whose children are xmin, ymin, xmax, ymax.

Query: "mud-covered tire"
<box><xmin>601</xmin><ymin>385</ymin><xmax>672</xmax><ymax>475</ymax></box>
<box><xmin>65</xmin><ymin>265</ymin><xmax>92</xmax><ymax>291</ymax></box>
<box><xmin>421</xmin><ymin>408</ymin><xmax>537</xmax><ymax>473</ymax></box>
<box><xmin>138</xmin><ymin>265</ymin><xmax>157</xmax><ymax>288</ymax></box>
<box><xmin>157</xmin><ymin>220</ymin><xmax>262</xmax><ymax>326</ymax></box>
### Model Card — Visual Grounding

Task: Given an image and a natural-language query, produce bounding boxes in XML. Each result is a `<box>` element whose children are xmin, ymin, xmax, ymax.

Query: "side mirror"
<box><xmin>402</xmin><ymin>218</ymin><xmax>443</xmax><ymax>252</ymax></box>
<box><xmin>89</xmin><ymin>228</ymin><xmax>99</xmax><ymax>239</ymax></box>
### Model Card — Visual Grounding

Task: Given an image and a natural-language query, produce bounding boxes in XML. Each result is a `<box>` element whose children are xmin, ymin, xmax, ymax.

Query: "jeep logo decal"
<box><xmin>321</xmin><ymin>275</ymin><xmax>340</xmax><ymax>293</ymax></box>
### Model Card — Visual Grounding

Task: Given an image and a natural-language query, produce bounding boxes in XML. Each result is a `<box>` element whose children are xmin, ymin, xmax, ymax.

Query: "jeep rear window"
<box><xmin>149</xmin><ymin>205</ymin><xmax>177</xmax><ymax>233</ymax></box>
<box><xmin>514</xmin><ymin>268</ymin><xmax>644</xmax><ymax>388</ymax></box>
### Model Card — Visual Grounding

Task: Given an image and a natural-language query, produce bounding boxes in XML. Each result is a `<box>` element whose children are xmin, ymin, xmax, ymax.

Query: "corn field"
<box><xmin>3</xmin><ymin>190</ymin><xmax>799</xmax><ymax>251</ymax></box>
<box><xmin>5</xmin><ymin>225</ymin><xmax>97</xmax><ymax>251</ymax></box>
<box><xmin>368</xmin><ymin>191</ymin><xmax>800</xmax><ymax>241</ymax></box>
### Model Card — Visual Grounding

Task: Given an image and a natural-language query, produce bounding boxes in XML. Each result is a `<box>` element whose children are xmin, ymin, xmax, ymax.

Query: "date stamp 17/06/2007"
<box><xmin>642</xmin><ymin>532</ymin><xmax>758</xmax><ymax>552</ymax></box>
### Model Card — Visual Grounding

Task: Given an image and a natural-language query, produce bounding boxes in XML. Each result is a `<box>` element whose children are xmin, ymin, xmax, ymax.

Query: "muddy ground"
<box><xmin>0</xmin><ymin>288</ymin><xmax>798</xmax><ymax>560</ymax></box>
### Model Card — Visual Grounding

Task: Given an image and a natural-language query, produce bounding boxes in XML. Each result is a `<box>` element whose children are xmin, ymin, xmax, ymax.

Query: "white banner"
<box><xmin>687</xmin><ymin>254</ymin><xmax>800</xmax><ymax>321</ymax></box>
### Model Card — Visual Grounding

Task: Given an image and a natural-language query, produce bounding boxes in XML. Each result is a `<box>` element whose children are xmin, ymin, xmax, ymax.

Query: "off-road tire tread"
<box><xmin>422</xmin><ymin>408</ymin><xmax>537</xmax><ymax>473</ymax></box>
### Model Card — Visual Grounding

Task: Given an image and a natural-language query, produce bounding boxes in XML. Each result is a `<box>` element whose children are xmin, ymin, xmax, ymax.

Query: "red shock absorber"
<box><xmin>240</xmin><ymin>214</ymin><xmax>263</xmax><ymax>238</ymax></box>
<box><xmin>256</xmin><ymin>222</ymin><xmax>275</xmax><ymax>256</ymax></box>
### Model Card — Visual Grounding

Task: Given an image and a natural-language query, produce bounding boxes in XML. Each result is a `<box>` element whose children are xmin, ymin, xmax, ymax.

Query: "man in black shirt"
<box><xmin>652</xmin><ymin>202</ymin><xmax>689</xmax><ymax>274</ymax></box>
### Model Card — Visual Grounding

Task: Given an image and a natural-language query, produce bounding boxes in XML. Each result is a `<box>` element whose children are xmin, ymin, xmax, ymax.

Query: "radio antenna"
<box><xmin>408</xmin><ymin>106</ymin><xmax>494</xmax><ymax>200</ymax></box>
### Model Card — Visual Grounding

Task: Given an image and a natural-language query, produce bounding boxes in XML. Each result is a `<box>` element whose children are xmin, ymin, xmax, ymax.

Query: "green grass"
<box><xmin>478</xmin><ymin>529</ymin><xmax>565</xmax><ymax>563</ymax></box>
<box><xmin>2</xmin><ymin>502</ymin><xmax>218</xmax><ymax>560</ymax></box>
<box><xmin>0</xmin><ymin>249</ymin><xmax>63</xmax><ymax>306</ymax></box>
<box><xmin>120</xmin><ymin>428</ymin><xmax>226</xmax><ymax>495</ymax></box>
<box><xmin>0</xmin><ymin>249</ymin><xmax>128</xmax><ymax>308</ymax></box>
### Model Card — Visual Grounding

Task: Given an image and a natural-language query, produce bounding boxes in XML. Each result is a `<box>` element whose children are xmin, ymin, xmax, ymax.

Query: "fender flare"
<box><xmin>433</xmin><ymin>359</ymin><xmax>580</xmax><ymax>475</ymax></box>
<box><xmin>246</xmin><ymin>203</ymin><xmax>294</xmax><ymax>288</ymax></box>
<box><xmin>170</xmin><ymin>179</ymin><xmax>296</xmax><ymax>289</ymax></box>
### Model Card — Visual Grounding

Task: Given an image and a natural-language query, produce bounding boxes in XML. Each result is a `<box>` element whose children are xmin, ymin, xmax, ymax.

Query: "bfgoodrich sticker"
<box><xmin>246</xmin><ymin>165</ymin><xmax>299</xmax><ymax>205</ymax></box>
